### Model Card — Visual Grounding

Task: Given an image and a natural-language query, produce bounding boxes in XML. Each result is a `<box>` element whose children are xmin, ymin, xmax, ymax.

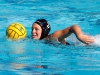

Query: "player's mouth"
<box><xmin>32</xmin><ymin>34</ymin><xmax>37</xmax><ymax>38</ymax></box>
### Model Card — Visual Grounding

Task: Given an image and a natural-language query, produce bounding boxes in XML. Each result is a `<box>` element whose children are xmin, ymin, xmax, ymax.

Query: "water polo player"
<box><xmin>31</xmin><ymin>19</ymin><xmax>94</xmax><ymax>45</ymax></box>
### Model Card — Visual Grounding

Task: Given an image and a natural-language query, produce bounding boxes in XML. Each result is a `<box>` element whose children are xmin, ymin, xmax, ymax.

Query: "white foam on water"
<box><xmin>65</xmin><ymin>34</ymin><xmax>100</xmax><ymax>46</ymax></box>
<box><xmin>91</xmin><ymin>35</ymin><xmax>100</xmax><ymax>46</ymax></box>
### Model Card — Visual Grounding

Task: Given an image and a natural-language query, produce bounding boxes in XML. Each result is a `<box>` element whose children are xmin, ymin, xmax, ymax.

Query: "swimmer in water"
<box><xmin>31</xmin><ymin>19</ymin><xmax>94</xmax><ymax>45</ymax></box>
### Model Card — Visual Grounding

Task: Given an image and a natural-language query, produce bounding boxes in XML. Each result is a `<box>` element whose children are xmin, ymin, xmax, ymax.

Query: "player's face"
<box><xmin>31</xmin><ymin>23</ymin><xmax>42</xmax><ymax>40</ymax></box>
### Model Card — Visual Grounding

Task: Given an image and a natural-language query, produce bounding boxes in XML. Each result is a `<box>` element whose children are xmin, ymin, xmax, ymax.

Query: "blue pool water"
<box><xmin>0</xmin><ymin>0</ymin><xmax>100</xmax><ymax>75</ymax></box>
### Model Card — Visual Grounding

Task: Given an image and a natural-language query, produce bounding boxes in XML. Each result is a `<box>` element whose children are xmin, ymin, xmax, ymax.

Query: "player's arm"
<box><xmin>51</xmin><ymin>25</ymin><xmax>94</xmax><ymax>44</ymax></box>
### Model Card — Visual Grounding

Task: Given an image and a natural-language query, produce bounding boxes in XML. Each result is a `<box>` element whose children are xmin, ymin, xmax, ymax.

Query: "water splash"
<box><xmin>91</xmin><ymin>35</ymin><xmax>100</xmax><ymax>46</ymax></box>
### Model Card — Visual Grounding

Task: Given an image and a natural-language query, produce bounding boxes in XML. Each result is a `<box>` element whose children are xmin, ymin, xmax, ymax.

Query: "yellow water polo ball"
<box><xmin>6</xmin><ymin>22</ymin><xmax>27</xmax><ymax>40</ymax></box>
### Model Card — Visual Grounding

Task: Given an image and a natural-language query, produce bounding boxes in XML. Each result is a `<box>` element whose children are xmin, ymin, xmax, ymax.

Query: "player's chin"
<box><xmin>32</xmin><ymin>36</ymin><xmax>38</xmax><ymax>40</ymax></box>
